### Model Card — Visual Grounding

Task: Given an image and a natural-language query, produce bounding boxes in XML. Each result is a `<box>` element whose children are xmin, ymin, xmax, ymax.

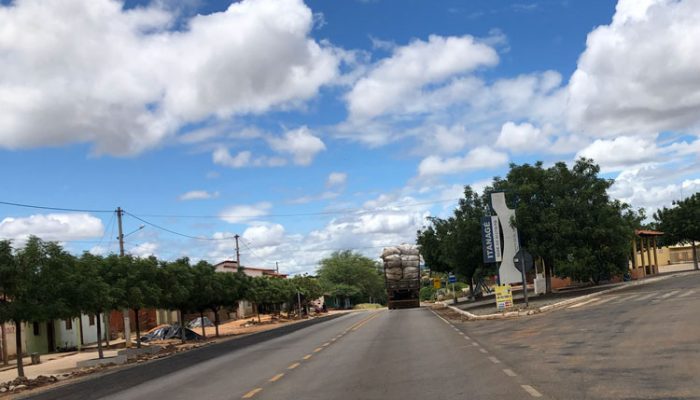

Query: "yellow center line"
<box><xmin>303</xmin><ymin>354</ymin><xmax>312</xmax><ymax>360</ymax></box>
<box><xmin>242</xmin><ymin>388</ymin><xmax>263</xmax><ymax>398</ymax></box>
<box><xmin>269</xmin><ymin>373</ymin><xmax>285</xmax><ymax>382</ymax></box>
<box><xmin>351</xmin><ymin>312</ymin><xmax>381</xmax><ymax>331</ymax></box>
<box><xmin>288</xmin><ymin>362</ymin><xmax>301</xmax><ymax>370</ymax></box>
<box><xmin>314</xmin><ymin>347</ymin><xmax>323</xmax><ymax>352</ymax></box>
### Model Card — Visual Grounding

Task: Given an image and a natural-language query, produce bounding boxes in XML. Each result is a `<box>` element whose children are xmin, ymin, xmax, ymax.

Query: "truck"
<box><xmin>381</xmin><ymin>245</ymin><xmax>421</xmax><ymax>309</ymax></box>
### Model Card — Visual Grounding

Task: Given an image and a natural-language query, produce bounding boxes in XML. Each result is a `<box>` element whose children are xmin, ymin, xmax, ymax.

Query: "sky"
<box><xmin>1</xmin><ymin>0</ymin><xmax>699</xmax><ymax>275</ymax></box>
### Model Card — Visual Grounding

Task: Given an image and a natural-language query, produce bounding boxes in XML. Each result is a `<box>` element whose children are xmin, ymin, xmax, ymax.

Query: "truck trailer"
<box><xmin>381</xmin><ymin>245</ymin><xmax>421</xmax><ymax>309</ymax></box>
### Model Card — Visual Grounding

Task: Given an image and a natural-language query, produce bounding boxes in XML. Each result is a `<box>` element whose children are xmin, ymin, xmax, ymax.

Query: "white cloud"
<box><xmin>267</xmin><ymin>126</ymin><xmax>326</xmax><ymax>166</ymax></box>
<box><xmin>610</xmin><ymin>163</ymin><xmax>700</xmax><ymax>214</ymax></box>
<box><xmin>219</xmin><ymin>202</ymin><xmax>272</xmax><ymax>224</ymax></box>
<box><xmin>568</xmin><ymin>0</ymin><xmax>700</xmax><ymax>137</ymax></box>
<box><xmin>242</xmin><ymin>223</ymin><xmax>286</xmax><ymax>248</ymax></box>
<box><xmin>496</xmin><ymin>121</ymin><xmax>549</xmax><ymax>152</ymax></box>
<box><xmin>346</xmin><ymin>34</ymin><xmax>499</xmax><ymax>120</ymax></box>
<box><xmin>576</xmin><ymin>136</ymin><xmax>659</xmax><ymax>171</ymax></box>
<box><xmin>0</xmin><ymin>0</ymin><xmax>339</xmax><ymax>155</ymax></box>
<box><xmin>130</xmin><ymin>242</ymin><xmax>159</xmax><ymax>258</ymax></box>
<box><xmin>418</xmin><ymin>146</ymin><xmax>509</xmax><ymax>176</ymax></box>
<box><xmin>326</xmin><ymin>172</ymin><xmax>347</xmax><ymax>187</ymax></box>
<box><xmin>212</xmin><ymin>147</ymin><xmax>287</xmax><ymax>168</ymax></box>
<box><xmin>178</xmin><ymin>190</ymin><xmax>220</xmax><ymax>201</ymax></box>
<box><xmin>0</xmin><ymin>213</ymin><xmax>103</xmax><ymax>242</ymax></box>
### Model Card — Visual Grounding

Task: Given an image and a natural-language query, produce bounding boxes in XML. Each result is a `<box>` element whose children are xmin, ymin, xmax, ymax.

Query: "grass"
<box><xmin>353</xmin><ymin>303</ymin><xmax>384</xmax><ymax>310</ymax></box>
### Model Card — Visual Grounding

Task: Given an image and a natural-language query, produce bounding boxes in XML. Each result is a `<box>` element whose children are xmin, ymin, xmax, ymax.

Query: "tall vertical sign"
<box><xmin>490</xmin><ymin>192</ymin><xmax>521</xmax><ymax>285</ymax></box>
<box><xmin>481</xmin><ymin>216</ymin><xmax>502</xmax><ymax>263</ymax></box>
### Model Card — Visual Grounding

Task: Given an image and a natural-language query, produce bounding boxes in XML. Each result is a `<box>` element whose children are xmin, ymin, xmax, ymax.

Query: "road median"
<box><xmin>438</xmin><ymin>270</ymin><xmax>700</xmax><ymax>321</ymax></box>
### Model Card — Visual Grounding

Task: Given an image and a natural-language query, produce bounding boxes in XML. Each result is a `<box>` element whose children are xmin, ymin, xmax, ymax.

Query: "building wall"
<box><xmin>669</xmin><ymin>245</ymin><xmax>699</xmax><ymax>264</ymax></box>
<box><xmin>78</xmin><ymin>314</ymin><xmax>106</xmax><ymax>345</ymax></box>
<box><xmin>25</xmin><ymin>322</ymin><xmax>49</xmax><ymax>355</ymax></box>
<box><xmin>54</xmin><ymin>317</ymin><xmax>81</xmax><ymax>350</ymax></box>
<box><xmin>0</xmin><ymin>321</ymin><xmax>26</xmax><ymax>359</ymax></box>
<box><xmin>634</xmin><ymin>245</ymin><xmax>671</xmax><ymax>267</ymax></box>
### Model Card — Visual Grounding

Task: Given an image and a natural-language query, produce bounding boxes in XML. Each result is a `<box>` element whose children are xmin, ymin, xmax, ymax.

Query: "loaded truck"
<box><xmin>381</xmin><ymin>244</ymin><xmax>421</xmax><ymax>309</ymax></box>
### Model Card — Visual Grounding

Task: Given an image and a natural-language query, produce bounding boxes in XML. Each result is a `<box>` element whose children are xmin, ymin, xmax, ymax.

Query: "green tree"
<box><xmin>317</xmin><ymin>251</ymin><xmax>384</xmax><ymax>308</ymax></box>
<box><xmin>2</xmin><ymin>237</ymin><xmax>48</xmax><ymax>377</ymax></box>
<box><xmin>655</xmin><ymin>193</ymin><xmax>700</xmax><ymax>270</ymax></box>
<box><xmin>188</xmin><ymin>261</ymin><xmax>220</xmax><ymax>337</ymax></box>
<box><xmin>489</xmin><ymin>159</ymin><xmax>642</xmax><ymax>289</ymax></box>
<box><xmin>107</xmin><ymin>255</ymin><xmax>161</xmax><ymax>348</ymax></box>
<box><xmin>207</xmin><ymin>271</ymin><xmax>246</xmax><ymax>337</ymax></box>
<box><xmin>289</xmin><ymin>275</ymin><xmax>324</xmax><ymax>315</ymax></box>
<box><xmin>74</xmin><ymin>253</ymin><xmax>113</xmax><ymax>359</ymax></box>
<box><xmin>158</xmin><ymin>258</ymin><xmax>195</xmax><ymax>342</ymax></box>
<box><xmin>417</xmin><ymin>186</ymin><xmax>490</xmax><ymax>296</ymax></box>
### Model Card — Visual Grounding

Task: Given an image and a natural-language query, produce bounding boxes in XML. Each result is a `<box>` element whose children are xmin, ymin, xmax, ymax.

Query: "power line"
<box><xmin>124</xmin><ymin>212</ymin><xmax>237</xmax><ymax>241</ymax></box>
<box><xmin>0</xmin><ymin>200</ymin><xmax>113</xmax><ymax>214</ymax></box>
<box><xmin>128</xmin><ymin>197</ymin><xmax>460</xmax><ymax>220</ymax></box>
<box><xmin>240</xmin><ymin>238</ymin><xmax>267</xmax><ymax>264</ymax></box>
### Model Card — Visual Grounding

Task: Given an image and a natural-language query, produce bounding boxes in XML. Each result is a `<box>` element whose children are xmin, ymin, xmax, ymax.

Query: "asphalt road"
<box><xmin>452</xmin><ymin>270</ymin><xmax>700</xmax><ymax>400</ymax></box>
<box><xmin>25</xmin><ymin>272</ymin><xmax>699</xmax><ymax>400</ymax></box>
<box><xmin>24</xmin><ymin>307</ymin><xmax>548</xmax><ymax>400</ymax></box>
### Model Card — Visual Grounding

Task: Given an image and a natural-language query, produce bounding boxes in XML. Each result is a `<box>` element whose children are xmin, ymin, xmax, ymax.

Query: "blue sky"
<box><xmin>1</xmin><ymin>0</ymin><xmax>699</xmax><ymax>274</ymax></box>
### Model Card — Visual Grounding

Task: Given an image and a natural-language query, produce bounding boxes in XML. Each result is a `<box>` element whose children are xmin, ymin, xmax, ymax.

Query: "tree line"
<box><xmin>0</xmin><ymin>236</ymin><xmax>323</xmax><ymax>377</ymax></box>
<box><xmin>418</xmin><ymin>159</ymin><xmax>646</xmax><ymax>294</ymax></box>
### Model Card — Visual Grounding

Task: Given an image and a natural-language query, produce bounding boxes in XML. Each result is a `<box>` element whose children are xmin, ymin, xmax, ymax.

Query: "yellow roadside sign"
<box><xmin>495</xmin><ymin>284</ymin><xmax>513</xmax><ymax>311</ymax></box>
<box><xmin>433</xmin><ymin>278</ymin><xmax>441</xmax><ymax>289</ymax></box>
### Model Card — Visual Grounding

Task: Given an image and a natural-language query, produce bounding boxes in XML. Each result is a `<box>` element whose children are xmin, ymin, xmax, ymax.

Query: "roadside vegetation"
<box><xmin>418</xmin><ymin>159</ymin><xmax>647</xmax><ymax>294</ymax></box>
<box><xmin>0</xmin><ymin>239</ymin><xmax>323</xmax><ymax>378</ymax></box>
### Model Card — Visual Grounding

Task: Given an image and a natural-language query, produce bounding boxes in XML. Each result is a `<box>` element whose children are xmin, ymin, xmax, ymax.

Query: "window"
<box><xmin>33</xmin><ymin>322</ymin><xmax>40</xmax><ymax>336</ymax></box>
<box><xmin>89</xmin><ymin>314</ymin><xmax>95</xmax><ymax>326</ymax></box>
<box><xmin>65</xmin><ymin>319</ymin><xmax>72</xmax><ymax>330</ymax></box>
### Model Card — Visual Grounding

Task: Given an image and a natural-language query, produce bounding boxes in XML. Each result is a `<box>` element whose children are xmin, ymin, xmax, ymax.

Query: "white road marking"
<box><xmin>431</xmin><ymin>310</ymin><xmax>453</xmax><ymax>325</ymax></box>
<box><xmin>503</xmin><ymin>369</ymin><xmax>517</xmax><ymax>377</ymax></box>
<box><xmin>472</xmin><ymin>342</ymin><xmax>480</xmax><ymax>346</ymax></box>
<box><xmin>660</xmin><ymin>290</ymin><xmax>681</xmax><ymax>299</ymax></box>
<box><xmin>488</xmin><ymin>356</ymin><xmax>500</xmax><ymax>364</ymax></box>
<box><xmin>612</xmin><ymin>294</ymin><xmax>640</xmax><ymax>303</ymax></box>
<box><xmin>458</xmin><ymin>332</ymin><xmax>464</xmax><ymax>335</ymax></box>
<box><xmin>634</xmin><ymin>292</ymin><xmax>657</xmax><ymax>301</ymax></box>
<box><xmin>591</xmin><ymin>296</ymin><xmax>617</xmax><ymax>306</ymax></box>
<box><xmin>521</xmin><ymin>385</ymin><xmax>543</xmax><ymax>397</ymax></box>
<box><xmin>568</xmin><ymin>298</ymin><xmax>600</xmax><ymax>309</ymax></box>
<box><xmin>678</xmin><ymin>290</ymin><xmax>696</xmax><ymax>298</ymax></box>
<box><xmin>479</xmin><ymin>348</ymin><xmax>488</xmax><ymax>354</ymax></box>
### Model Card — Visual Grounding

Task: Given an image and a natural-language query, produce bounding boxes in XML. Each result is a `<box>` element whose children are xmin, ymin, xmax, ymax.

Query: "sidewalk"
<box><xmin>0</xmin><ymin>349</ymin><xmax>119</xmax><ymax>383</ymax></box>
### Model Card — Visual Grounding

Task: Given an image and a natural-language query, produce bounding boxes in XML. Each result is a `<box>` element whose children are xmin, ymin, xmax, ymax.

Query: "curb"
<box><xmin>443</xmin><ymin>269</ymin><xmax>699</xmax><ymax>321</ymax></box>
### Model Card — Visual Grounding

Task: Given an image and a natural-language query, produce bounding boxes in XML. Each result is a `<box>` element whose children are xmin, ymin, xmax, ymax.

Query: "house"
<box><xmin>0</xmin><ymin>313</ymin><xmax>108</xmax><ymax>361</ymax></box>
<box><xmin>214</xmin><ymin>261</ymin><xmax>287</xmax><ymax>318</ymax></box>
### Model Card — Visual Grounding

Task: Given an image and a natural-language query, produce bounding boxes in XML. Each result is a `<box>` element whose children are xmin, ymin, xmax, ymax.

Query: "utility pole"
<box><xmin>116</xmin><ymin>208</ymin><xmax>131</xmax><ymax>348</ymax></box>
<box><xmin>276</xmin><ymin>261</ymin><xmax>279</xmax><ymax>274</ymax></box>
<box><xmin>234</xmin><ymin>234</ymin><xmax>241</xmax><ymax>268</ymax></box>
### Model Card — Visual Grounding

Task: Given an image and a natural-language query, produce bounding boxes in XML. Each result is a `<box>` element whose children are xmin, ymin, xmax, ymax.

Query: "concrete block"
<box><xmin>117</xmin><ymin>346</ymin><xmax>162</xmax><ymax>359</ymax></box>
<box><xmin>76</xmin><ymin>355</ymin><xmax>127</xmax><ymax>368</ymax></box>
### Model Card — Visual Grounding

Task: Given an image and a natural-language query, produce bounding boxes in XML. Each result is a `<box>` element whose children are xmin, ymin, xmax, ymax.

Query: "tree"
<box><xmin>189</xmin><ymin>261</ymin><xmax>219</xmax><ymax>337</ymax></box>
<box><xmin>655</xmin><ymin>193</ymin><xmax>700</xmax><ymax>270</ymax></box>
<box><xmin>317</xmin><ymin>251</ymin><xmax>385</xmax><ymax>308</ymax></box>
<box><xmin>3</xmin><ymin>237</ymin><xmax>46</xmax><ymax>377</ymax></box>
<box><xmin>107</xmin><ymin>255</ymin><xmax>161</xmax><ymax>348</ymax></box>
<box><xmin>417</xmin><ymin>186</ymin><xmax>491</xmax><ymax>296</ymax></box>
<box><xmin>158</xmin><ymin>258</ymin><xmax>195</xmax><ymax>342</ymax></box>
<box><xmin>489</xmin><ymin>159</ymin><xmax>642</xmax><ymax>289</ymax></box>
<box><xmin>74</xmin><ymin>253</ymin><xmax>113</xmax><ymax>359</ymax></box>
<box><xmin>0</xmin><ymin>240</ymin><xmax>16</xmax><ymax>369</ymax></box>
<box><xmin>209</xmin><ymin>271</ymin><xmax>246</xmax><ymax>336</ymax></box>
<box><xmin>289</xmin><ymin>275</ymin><xmax>324</xmax><ymax>315</ymax></box>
